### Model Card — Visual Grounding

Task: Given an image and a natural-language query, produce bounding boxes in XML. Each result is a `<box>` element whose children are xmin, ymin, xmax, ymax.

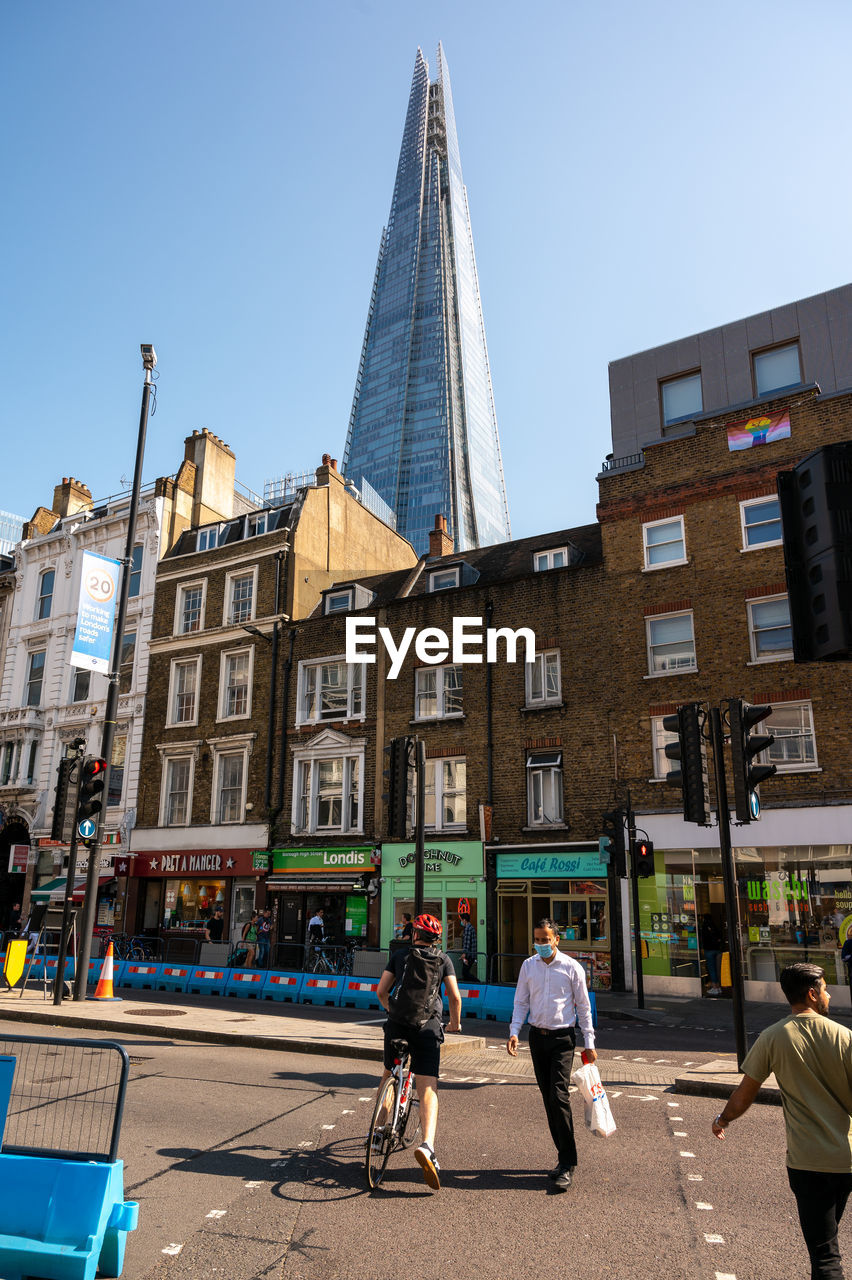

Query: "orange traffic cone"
<box><xmin>89</xmin><ymin>941</ymin><xmax>121</xmax><ymax>1001</ymax></box>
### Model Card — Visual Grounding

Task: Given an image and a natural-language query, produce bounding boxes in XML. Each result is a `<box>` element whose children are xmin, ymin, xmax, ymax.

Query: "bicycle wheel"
<box><xmin>365</xmin><ymin>1077</ymin><xmax>398</xmax><ymax>1189</ymax></box>
<box><xmin>127</xmin><ymin>946</ymin><xmax>145</xmax><ymax>961</ymax></box>
<box><xmin>398</xmin><ymin>1092</ymin><xmax>421</xmax><ymax>1149</ymax></box>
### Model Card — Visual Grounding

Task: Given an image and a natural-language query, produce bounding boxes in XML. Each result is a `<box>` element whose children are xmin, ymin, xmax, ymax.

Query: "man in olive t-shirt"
<box><xmin>712</xmin><ymin>963</ymin><xmax>852</xmax><ymax>1280</ymax></box>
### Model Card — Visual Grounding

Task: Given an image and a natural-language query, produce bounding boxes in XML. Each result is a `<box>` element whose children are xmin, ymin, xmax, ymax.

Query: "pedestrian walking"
<box><xmin>712</xmin><ymin>963</ymin><xmax>852</xmax><ymax>1279</ymax></box>
<box><xmin>256</xmin><ymin>908</ymin><xmax>272</xmax><ymax>968</ymax></box>
<box><xmin>241</xmin><ymin>912</ymin><xmax>260</xmax><ymax>967</ymax></box>
<box><xmin>506</xmin><ymin>917</ymin><xmax>596</xmax><ymax>1191</ymax></box>
<box><xmin>204</xmin><ymin>907</ymin><xmax>225</xmax><ymax>942</ymax></box>
<box><xmin>700</xmin><ymin>912</ymin><xmax>724</xmax><ymax>996</ymax></box>
<box><xmin>459</xmin><ymin>909</ymin><xmax>477</xmax><ymax>982</ymax></box>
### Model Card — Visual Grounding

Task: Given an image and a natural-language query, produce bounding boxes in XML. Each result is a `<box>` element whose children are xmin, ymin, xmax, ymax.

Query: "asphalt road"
<box><xmin>0</xmin><ymin>1014</ymin><xmax>835</xmax><ymax>1280</ymax></box>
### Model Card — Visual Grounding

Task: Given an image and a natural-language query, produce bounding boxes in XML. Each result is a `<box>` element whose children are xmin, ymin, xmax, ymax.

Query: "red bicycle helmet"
<box><xmin>412</xmin><ymin>913</ymin><xmax>442</xmax><ymax>937</ymax></box>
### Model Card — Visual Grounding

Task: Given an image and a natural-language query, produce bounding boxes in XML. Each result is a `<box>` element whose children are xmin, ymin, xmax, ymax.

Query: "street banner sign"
<box><xmin>70</xmin><ymin>550</ymin><xmax>121</xmax><ymax>674</ymax></box>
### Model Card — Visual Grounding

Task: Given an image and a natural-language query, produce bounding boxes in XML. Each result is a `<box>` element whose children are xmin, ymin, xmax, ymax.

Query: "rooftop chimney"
<box><xmin>428</xmin><ymin>514</ymin><xmax>454</xmax><ymax>559</ymax></box>
<box><xmin>52</xmin><ymin>478</ymin><xmax>93</xmax><ymax>519</ymax></box>
<box><xmin>315</xmin><ymin>454</ymin><xmax>344</xmax><ymax>488</ymax></box>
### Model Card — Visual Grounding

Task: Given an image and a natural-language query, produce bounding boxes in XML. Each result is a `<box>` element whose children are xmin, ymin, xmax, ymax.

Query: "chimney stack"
<box><xmin>52</xmin><ymin>478</ymin><xmax>93</xmax><ymax>518</ymax></box>
<box><xmin>428</xmin><ymin>514</ymin><xmax>454</xmax><ymax>559</ymax></box>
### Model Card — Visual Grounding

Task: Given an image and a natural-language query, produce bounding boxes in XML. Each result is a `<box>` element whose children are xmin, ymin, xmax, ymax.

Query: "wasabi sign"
<box><xmin>70</xmin><ymin>551</ymin><xmax>121</xmax><ymax>674</ymax></box>
<box><xmin>271</xmin><ymin>846</ymin><xmax>376</xmax><ymax>873</ymax></box>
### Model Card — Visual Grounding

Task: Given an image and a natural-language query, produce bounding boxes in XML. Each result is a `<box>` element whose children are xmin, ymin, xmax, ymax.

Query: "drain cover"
<box><xmin>124</xmin><ymin>1008</ymin><xmax>187</xmax><ymax>1017</ymax></box>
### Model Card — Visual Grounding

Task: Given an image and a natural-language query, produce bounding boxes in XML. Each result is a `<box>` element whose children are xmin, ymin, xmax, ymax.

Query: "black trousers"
<box><xmin>788</xmin><ymin>1167</ymin><xmax>852</xmax><ymax>1280</ymax></box>
<box><xmin>528</xmin><ymin>1025</ymin><xmax>577</xmax><ymax>1168</ymax></box>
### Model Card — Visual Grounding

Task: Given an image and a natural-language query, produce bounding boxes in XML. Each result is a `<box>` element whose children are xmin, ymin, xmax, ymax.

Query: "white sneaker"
<box><xmin>415</xmin><ymin>1142</ymin><xmax>441</xmax><ymax>1190</ymax></box>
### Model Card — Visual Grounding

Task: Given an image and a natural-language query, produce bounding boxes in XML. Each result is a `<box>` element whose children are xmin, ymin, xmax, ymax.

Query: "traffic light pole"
<box><xmin>53</xmin><ymin>754</ymin><xmax>85</xmax><ymax>1005</ymax></box>
<box><xmin>414</xmin><ymin>739</ymin><xmax>425</xmax><ymax>916</ymax></box>
<box><xmin>709</xmin><ymin>707</ymin><xmax>748</xmax><ymax>1068</ymax></box>
<box><xmin>74</xmin><ymin>350</ymin><xmax>155</xmax><ymax>1001</ymax></box>
<box><xmin>625</xmin><ymin>793</ymin><xmax>644</xmax><ymax>1010</ymax></box>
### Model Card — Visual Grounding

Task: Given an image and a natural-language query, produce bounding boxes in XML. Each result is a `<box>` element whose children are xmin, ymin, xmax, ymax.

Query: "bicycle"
<box><xmin>365</xmin><ymin>1038</ymin><xmax>422</xmax><ymax>1190</ymax></box>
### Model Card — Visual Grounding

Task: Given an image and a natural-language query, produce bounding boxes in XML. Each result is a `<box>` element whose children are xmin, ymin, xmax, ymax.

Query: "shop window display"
<box><xmin>164</xmin><ymin>879</ymin><xmax>226</xmax><ymax>928</ymax></box>
<box><xmin>496</xmin><ymin>881</ymin><xmax>611</xmax><ymax>989</ymax></box>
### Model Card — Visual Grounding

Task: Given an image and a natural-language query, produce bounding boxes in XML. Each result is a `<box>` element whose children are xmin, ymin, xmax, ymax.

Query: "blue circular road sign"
<box><xmin>78</xmin><ymin>818</ymin><xmax>97</xmax><ymax>840</ymax></box>
<box><xmin>748</xmin><ymin>790</ymin><xmax>761</xmax><ymax>820</ymax></box>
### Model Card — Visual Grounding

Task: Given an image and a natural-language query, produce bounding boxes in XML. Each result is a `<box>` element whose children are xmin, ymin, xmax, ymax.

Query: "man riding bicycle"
<box><xmin>374</xmin><ymin>913</ymin><xmax>462</xmax><ymax>1190</ymax></box>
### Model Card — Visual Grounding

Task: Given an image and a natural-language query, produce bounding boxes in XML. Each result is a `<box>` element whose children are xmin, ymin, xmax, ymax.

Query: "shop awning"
<box><xmin>31</xmin><ymin>876</ymin><xmax>114</xmax><ymax>903</ymax></box>
<box><xmin>71</xmin><ymin>876</ymin><xmax>114</xmax><ymax>903</ymax></box>
<box><xmin>266</xmin><ymin>877</ymin><xmax>367</xmax><ymax>893</ymax></box>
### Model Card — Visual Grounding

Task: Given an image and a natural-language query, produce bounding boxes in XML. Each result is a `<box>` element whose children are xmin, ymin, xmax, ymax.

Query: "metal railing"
<box><xmin>0</xmin><ymin>1034</ymin><xmax>129</xmax><ymax>1162</ymax></box>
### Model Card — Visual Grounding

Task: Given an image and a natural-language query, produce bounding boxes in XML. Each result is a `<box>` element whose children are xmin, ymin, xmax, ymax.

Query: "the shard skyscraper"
<box><xmin>343</xmin><ymin>45</ymin><xmax>511</xmax><ymax>555</ymax></box>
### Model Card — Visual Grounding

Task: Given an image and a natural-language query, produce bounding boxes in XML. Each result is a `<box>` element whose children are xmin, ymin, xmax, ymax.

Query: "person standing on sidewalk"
<box><xmin>506</xmin><ymin>918</ymin><xmax>596</xmax><ymax>1192</ymax></box>
<box><xmin>459</xmin><ymin>910</ymin><xmax>477</xmax><ymax>982</ymax></box>
<box><xmin>712</xmin><ymin>963</ymin><xmax>852</xmax><ymax>1279</ymax></box>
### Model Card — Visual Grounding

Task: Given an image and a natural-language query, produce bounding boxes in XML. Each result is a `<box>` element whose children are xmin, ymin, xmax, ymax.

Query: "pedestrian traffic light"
<box><xmin>50</xmin><ymin>756</ymin><xmax>78</xmax><ymax>842</ymax></box>
<box><xmin>777</xmin><ymin>441</ymin><xmax>852</xmax><ymax>661</ymax></box>
<box><xmin>663</xmin><ymin>703</ymin><xmax>711</xmax><ymax>826</ymax></box>
<box><xmin>383</xmin><ymin>737</ymin><xmax>411</xmax><ymax>840</ymax></box>
<box><xmin>633</xmin><ymin>838</ymin><xmax>655</xmax><ymax>878</ymax></box>
<box><xmin>728</xmin><ymin>699</ymin><xmax>776</xmax><ymax>824</ymax></box>
<box><xmin>599</xmin><ymin>809</ymin><xmax>626</xmax><ymax>877</ymax></box>
<box><xmin>77</xmin><ymin>757</ymin><xmax>106</xmax><ymax>828</ymax></box>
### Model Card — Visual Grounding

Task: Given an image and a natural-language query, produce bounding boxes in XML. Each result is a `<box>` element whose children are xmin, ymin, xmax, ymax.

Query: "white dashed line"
<box><xmin>342</xmin><ymin>1109</ymin><xmax>355</xmax><ymax>1114</ymax></box>
<box><xmin>673</xmin><ymin>1131</ymin><xmax>688</xmax><ymax>1137</ymax></box>
<box><xmin>695</xmin><ymin>1202</ymin><xmax>713</xmax><ymax>1210</ymax></box>
<box><xmin>613</xmin><ymin>1055</ymin><xmax>625</xmax><ymax>1060</ymax></box>
<box><xmin>162</xmin><ymin>1244</ymin><xmax>183</xmax><ymax>1257</ymax></box>
<box><xmin>667</xmin><ymin>1102</ymin><xmax>679</xmax><ymax>1108</ymax></box>
<box><xmin>632</xmin><ymin>1057</ymin><xmax>648</xmax><ymax>1062</ymax></box>
<box><xmin>653</xmin><ymin>1058</ymin><xmax>670</xmax><ymax>1063</ymax></box>
<box><xmin>206</xmin><ymin>1210</ymin><xmax>226</xmax><ymax>1219</ymax></box>
<box><xmin>704</xmin><ymin>1234</ymin><xmax>725</xmax><ymax>1244</ymax></box>
<box><xmin>359</xmin><ymin>1096</ymin><xmax>372</xmax><ymax>1102</ymax></box>
<box><xmin>271</xmin><ymin>1159</ymin><xmax>289</xmax><ymax>1167</ymax></box>
<box><xmin>680</xmin><ymin>1151</ymin><xmax>696</xmax><ymax>1158</ymax></box>
<box><xmin>244</xmin><ymin>1181</ymin><xmax>262</xmax><ymax>1189</ymax></box>
<box><xmin>608</xmin><ymin>1091</ymin><xmax>623</xmax><ymax>1099</ymax></box>
<box><xmin>687</xmin><ymin>1174</ymin><xmax>703</xmax><ymax>1182</ymax></box>
<box><xmin>298</xmin><ymin>1141</ymin><xmax>313</xmax><ymax>1149</ymax></box>
<box><xmin>322</xmin><ymin>1125</ymin><xmax>335</xmax><ymax>1130</ymax></box>
<box><xmin>715</xmin><ymin>1273</ymin><xmax>737</xmax><ymax>1280</ymax></box>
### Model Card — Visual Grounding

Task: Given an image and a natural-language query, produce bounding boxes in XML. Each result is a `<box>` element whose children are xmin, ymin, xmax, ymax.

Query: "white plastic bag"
<box><xmin>570</xmin><ymin>1060</ymin><xmax>617</xmax><ymax>1138</ymax></box>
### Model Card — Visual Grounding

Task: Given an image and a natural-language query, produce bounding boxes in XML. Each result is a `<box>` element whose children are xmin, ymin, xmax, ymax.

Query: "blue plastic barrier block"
<box><xmin>0</xmin><ymin>1152</ymin><xmax>138</xmax><ymax>1280</ymax></box>
<box><xmin>118</xmin><ymin>962</ymin><xmax>161</xmax><ymax>990</ymax></box>
<box><xmin>186</xmin><ymin>966</ymin><xmax>229</xmax><ymax>996</ymax></box>
<box><xmin>340</xmin><ymin>978</ymin><xmax>383</xmax><ymax>1010</ymax></box>
<box><xmin>156</xmin><ymin>965</ymin><xmax>191</xmax><ymax>993</ymax></box>
<box><xmin>299</xmin><ymin>974</ymin><xmax>344</xmax><ymax>1007</ymax></box>
<box><xmin>261</xmin><ymin>971</ymin><xmax>302</xmax><ymax>1002</ymax></box>
<box><xmin>482</xmin><ymin>983</ymin><xmax>598</xmax><ymax>1026</ymax></box>
<box><xmin>225</xmin><ymin>967</ymin><xmax>267</xmax><ymax>999</ymax></box>
<box><xmin>442</xmin><ymin>984</ymin><xmax>488</xmax><ymax>1019</ymax></box>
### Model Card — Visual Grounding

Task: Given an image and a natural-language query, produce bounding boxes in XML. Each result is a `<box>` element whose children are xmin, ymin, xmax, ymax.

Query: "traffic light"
<box><xmin>50</xmin><ymin>756</ymin><xmax>78</xmax><ymax>842</ymax></box>
<box><xmin>729</xmin><ymin>700</ymin><xmax>776</xmax><ymax>823</ymax></box>
<box><xmin>777</xmin><ymin>441</ymin><xmax>852</xmax><ymax>661</ymax></box>
<box><xmin>599</xmin><ymin>810</ymin><xmax>626</xmax><ymax>877</ymax></box>
<box><xmin>633</xmin><ymin>838</ymin><xmax>655</xmax><ymax>878</ymax></box>
<box><xmin>383</xmin><ymin>737</ymin><xmax>411</xmax><ymax>840</ymax></box>
<box><xmin>77</xmin><ymin>757</ymin><xmax>106</xmax><ymax>832</ymax></box>
<box><xmin>663</xmin><ymin>703</ymin><xmax>710</xmax><ymax>826</ymax></box>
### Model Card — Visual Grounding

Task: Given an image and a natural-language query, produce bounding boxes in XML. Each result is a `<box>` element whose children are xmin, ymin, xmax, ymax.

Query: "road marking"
<box><xmin>298</xmin><ymin>1141</ymin><xmax>313</xmax><ymax>1149</ymax></box>
<box><xmin>680</xmin><ymin>1151</ymin><xmax>696</xmax><ymax>1158</ymax></box>
<box><xmin>628</xmin><ymin>1094</ymin><xmax>659</xmax><ymax>1101</ymax></box>
<box><xmin>271</xmin><ymin>1158</ymin><xmax>291</xmax><ymax>1166</ymax></box>
<box><xmin>632</xmin><ymin>1057</ymin><xmax>648</xmax><ymax>1062</ymax></box>
<box><xmin>670</xmin><ymin>1117</ymin><xmax>684</xmax><ymax>1122</ymax></box>
<box><xmin>704</xmin><ymin>1234</ymin><xmax>725</xmax><ymax>1244</ymax></box>
<box><xmin>684</xmin><ymin>1061</ymin><xmax>695</xmax><ymax>1066</ymax></box>
<box><xmin>359</xmin><ymin>1096</ymin><xmax>372</xmax><ymax>1102</ymax></box>
<box><xmin>608</xmin><ymin>1091</ymin><xmax>623</xmax><ymax>1099</ymax></box>
<box><xmin>342</xmin><ymin>1109</ymin><xmax>355</xmax><ymax>1114</ymax></box>
<box><xmin>244</xmin><ymin>1181</ymin><xmax>262</xmax><ymax>1188</ymax></box>
<box><xmin>695</xmin><ymin>1202</ymin><xmax>713</xmax><ymax>1210</ymax></box>
<box><xmin>667</xmin><ymin>1102</ymin><xmax>679</xmax><ymax>1108</ymax></box>
<box><xmin>715</xmin><ymin>1273</ymin><xmax>737</xmax><ymax>1280</ymax></box>
<box><xmin>653</xmin><ymin>1058</ymin><xmax>670</xmax><ymax>1063</ymax></box>
<box><xmin>687</xmin><ymin>1174</ymin><xmax>703</xmax><ymax>1182</ymax></box>
<box><xmin>322</xmin><ymin>1124</ymin><xmax>335</xmax><ymax>1130</ymax></box>
<box><xmin>206</xmin><ymin>1209</ymin><xmax>226</xmax><ymax>1219</ymax></box>
<box><xmin>673</xmin><ymin>1131</ymin><xmax>688</xmax><ymax>1137</ymax></box>
<box><xmin>477</xmin><ymin>1077</ymin><xmax>491</xmax><ymax>1083</ymax></box>
<box><xmin>162</xmin><ymin>1244</ymin><xmax>184</xmax><ymax>1257</ymax></box>
<box><xmin>613</xmin><ymin>1055</ymin><xmax>624</xmax><ymax>1060</ymax></box>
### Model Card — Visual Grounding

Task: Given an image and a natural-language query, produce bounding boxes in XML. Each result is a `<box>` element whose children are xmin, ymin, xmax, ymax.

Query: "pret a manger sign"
<box><xmin>346</xmin><ymin>617</ymin><xmax>536</xmax><ymax>679</ymax></box>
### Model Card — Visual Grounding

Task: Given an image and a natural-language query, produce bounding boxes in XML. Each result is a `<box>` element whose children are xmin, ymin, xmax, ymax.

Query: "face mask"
<box><xmin>534</xmin><ymin>942</ymin><xmax>555</xmax><ymax>958</ymax></box>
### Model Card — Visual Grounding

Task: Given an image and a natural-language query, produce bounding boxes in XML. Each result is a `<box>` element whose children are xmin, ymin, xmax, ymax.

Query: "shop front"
<box><xmin>494</xmin><ymin>844</ymin><xmax>613</xmax><ymax>990</ymax></box>
<box><xmin>130</xmin><ymin>848</ymin><xmax>268</xmax><ymax>949</ymax></box>
<box><xmin>635</xmin><ymin>840</ymin><xmax>852</xmax><ymax>1002</ymax></box>
<box><xmin>379</xmin><ymin>840</ymin><xmax>485</xmax><ymax>965</ymax></box>
<box><xmin>266</xmin><ymin>845</ymin><xmax>380</xmax><ymax>958</ymax></box>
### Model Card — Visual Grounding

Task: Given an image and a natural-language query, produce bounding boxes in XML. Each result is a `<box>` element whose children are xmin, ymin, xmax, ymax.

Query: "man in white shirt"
<box><xmin>507</xmin><ymin>918</ymin><xmax>596</xmax><ymax>1192</ymax></box>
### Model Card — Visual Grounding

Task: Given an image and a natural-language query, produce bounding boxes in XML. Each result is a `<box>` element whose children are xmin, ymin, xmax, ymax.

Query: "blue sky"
<box><xmin>3</xmin><ymin>1</ymin><xmax>851</xmax><ymax>539</ymax></box>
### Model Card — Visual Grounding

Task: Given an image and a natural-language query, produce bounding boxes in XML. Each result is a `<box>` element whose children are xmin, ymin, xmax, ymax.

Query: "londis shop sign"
<box><xmin>745</xmin><ymin>876</ymin><xmax>808</xmax><ymax>903</ymax></box>
<box><xmin>271</xmin><ymin>846</ymin><xmax>376</xmax><ymax>873</ymax></box>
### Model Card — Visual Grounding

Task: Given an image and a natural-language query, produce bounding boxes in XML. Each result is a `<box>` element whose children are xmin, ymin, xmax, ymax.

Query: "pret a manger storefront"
<box><xmin>129</xmin><ymin>848</ymin><xmax>267</xmax><ymax>935</ymax></box>
<box><xmin>266</xmin><ymin>845</ymin><xmax>380</xmax><ymax>949</ymax></box>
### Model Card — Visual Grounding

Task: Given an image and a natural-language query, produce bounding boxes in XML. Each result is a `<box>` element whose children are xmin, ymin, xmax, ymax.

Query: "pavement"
<box><xmin>5</xmin><ymin>978</ymin><xmax>848</xmax><ymax>1103</ymax></box>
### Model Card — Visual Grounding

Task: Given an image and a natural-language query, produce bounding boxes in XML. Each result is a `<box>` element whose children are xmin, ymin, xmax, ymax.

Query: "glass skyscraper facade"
<box><xmin>343</xmin><ymin>45</ymin><xmax>511</xmax><ymax>555</ymax></box>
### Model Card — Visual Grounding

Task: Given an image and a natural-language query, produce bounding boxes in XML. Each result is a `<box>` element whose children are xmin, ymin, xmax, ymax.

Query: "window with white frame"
<box><xmin>646</xmin><ymin>612</ymin><xmax>696</xmax><ymax>675</ymax></box>
<box><xmin>26</xmin><ymin>650</ymin><xmax>46</xmax><ymax>706</ymax></box>
<box><xmin>71</xmin><ymin>668</ymin><xmax>91</xmax><ymax>703</ymax></box>
<box><xmin>534</xmin><ymin>548</ymin><xmax>568</xmax><ymax>572</ymax></box>
<box><xmin>177</xmin><ymin>582</ymin><xmax>205</xmax><ymax>634</ymax></box>
<box><xmin>325</xmin><ymin>589</ymin><xmax>353</xmax><ymax>615</ymax></box>
<box><xmin>415</xmin><ymin>665</ymin><xmax>463</xmax><ymax>719</ymax></box>
<box><xmin>36</xmin><ymin>569</ymin><xmax>55</xmax><ymax>620</ymax></box>
<box><xmin>247</xmin><ymin>512</ymin><xmax>268</xmax><ymax>537</ymax></box>
<box><xmin>295</xmin><ymin>755</ymin><xmax>361</xmax><ymax>833</ymax></box>
<box><xmin>227</xmin><ymin>571</ymin><xmax>255</xmax><ymax>625</ymax></box>
<box><xmin>753</xmin><ymin>343</ymin><xmax>801</xmax><ymax>397</ymax></box>
<box><xmin>527</xmin><ymin>751</ymin><xmax>564</xmax><ymax>825</ymax></box>
<box><xmin>424</xmin><ymin>757</ymin><xmax>466</xmax><ymax>831</ymax></box>
<box><xmin>761</xmin><ymin>701</ymin><xmax>817</xmax><ymax>771</ymax></box>
<box><xmin>526</xmin><ymin>650</ymin><xmax>561</xmax><ymax>705</ymax></box>
<box><xmin>643</xmin><ymin>516</ymin><xmax>686</xmax><ymax>569</ymax></box>
<box><xmin>119</xmin><ymin>630</ymin><xmax>136</xmax><ymax>693</ymax></box>
<box><xmin>197</xmin><ymin>526</ymin><xmax>218</xmax><ymax>552</ymax></box>
<box><xmin>163</xmin><ymin>756</ymin><xmax>193</xmax><ymax>826</ymax></box>
<box><xmin>220</xmin><ymin>649</ymin><xmax>251</xmax><ymax>719</ymax></box>
<box><xmin>108</xmin><ymin>734</ymin><xmax>127</xmax><ymax>807</ymax></box>
<box><xmin>169</xmin><ymin>657</ymin><xmax>201</xmax><ymax>726</ymax></box>
<box><xmin>429</xmin><ymin>567</ymin><xmax>459</xmax><ymax>592</ymax></box>
<box><xmin>128</xmin><ymin>546</ymin><xmax>143</xmax><ymax>598</ymax></box>
<box><xmin>298</xmin><ymin>658</ymin><xmax>364</xmax><ymax>723</ymax></box>
<box><xmin>26</xmin><ymin>741</ymin><xmax>37</xmax><ymax>785</ymax></box>
<box><xmin>1</xmin><ymin>743</ymin><xmax>14</xmax><ymax>785</ymax></box>
<box><xmin>747</xmin><ymin>595</ymin><xmax>793</xmax><ymax>662</ymax></box>
<box><xmin>651</xmin><ymin>715</ymin><xmax>679</xmax><ymax>779</ymax></box>
<box><xmin>216</xmin><ymin>752</ymin><xmax>245</xmax><ymax>823</ymax></box>
<box><xmin>740</xmin><ymin>496</ymin><xmax>783</xmax><ymax>550</ymax></box>
<box><xmin>661</xmin><ymin>372</ymin><xmax>702</xmax><ymax>426</ymax></box>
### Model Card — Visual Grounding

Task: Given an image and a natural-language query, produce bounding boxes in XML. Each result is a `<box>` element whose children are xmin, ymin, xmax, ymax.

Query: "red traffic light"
<box><xmin>83</xmin><ymin>758</ymin><xmax>106</xmax><ymax>778</ymax></box>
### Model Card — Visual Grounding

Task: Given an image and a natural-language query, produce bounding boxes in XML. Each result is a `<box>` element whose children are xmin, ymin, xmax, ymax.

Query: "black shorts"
<box><xmin>383</xmin><ymin>1018</ymin><xmax>444</xmax><ymax>1078</ymax></box>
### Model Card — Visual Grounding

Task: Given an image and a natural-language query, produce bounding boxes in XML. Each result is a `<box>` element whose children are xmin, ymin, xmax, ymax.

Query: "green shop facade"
<box><xmin>379</xmin><ymin>840</ymin><xmax>486</xmax><ymax>970</ymax></box>
<box><xmin>266</xmin><ymin>844</ymin><xmax>380</xmax><ymax>953</ymax></box>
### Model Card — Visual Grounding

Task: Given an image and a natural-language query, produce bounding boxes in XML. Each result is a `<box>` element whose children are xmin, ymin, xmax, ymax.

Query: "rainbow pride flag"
<box><xmin>727</xmin><ymin>410</ymin><xmax>791</xmax><ymax>451</ymax></box>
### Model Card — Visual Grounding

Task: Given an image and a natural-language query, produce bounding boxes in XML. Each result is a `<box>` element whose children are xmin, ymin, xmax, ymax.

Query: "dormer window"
<box><xmin>533</xmin><ymin>548</ymin><xmax>567</xmax><ymax>572</ymax></box>
<box><xmin>247</xmin><ymin>512</ymin><xmax>268</xmax><ymax>537</ymax></box>
<box><xmin>197</xmin><ymin>526</ymin><xmax>218</xmax><ymax>552</ymax></box>
<box><xmin>325</xmin><ymin>589</ymin><xmax>353</xmax><ymax>615</ymax></box>
<box><xmin>429</xmin><ymin>567</ymin><xmax>459</xmax><ymax>592</ymax></box>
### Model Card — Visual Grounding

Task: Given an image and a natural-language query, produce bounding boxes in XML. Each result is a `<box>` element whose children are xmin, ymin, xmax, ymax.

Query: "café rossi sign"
<box><xmin>271</xmin><ymin>846</ymin><xmax>377</xmax><ymax>874</ymax></box>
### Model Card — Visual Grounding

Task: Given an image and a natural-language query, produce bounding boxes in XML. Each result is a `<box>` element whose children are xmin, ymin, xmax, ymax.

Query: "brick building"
<box><xmin>599</xmin><ymin>285</ymin><xmax>852</xmax><ymax>1001</ymax></box>
<box><xmin>130</xmin><ymin>457</ymin><xmax>418</xmax><ymax>952</ymax></box>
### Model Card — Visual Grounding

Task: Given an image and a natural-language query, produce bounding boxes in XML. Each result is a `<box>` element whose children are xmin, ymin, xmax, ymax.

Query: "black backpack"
<box><xmin>387</xmin><ymin>944</ymin><xmax>446</xmax><ymax>1030</ymax></box>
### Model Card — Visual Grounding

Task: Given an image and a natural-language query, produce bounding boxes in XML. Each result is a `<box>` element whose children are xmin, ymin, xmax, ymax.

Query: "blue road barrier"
<box><xmin>185</xmin><ymin>966</ymin><xmax>229</xmax><ymax>996</ymax></box>
<box><xmin>156</xmin><ymin>964</ymin><xmax>191</xmax><ymax>994</ymax></box>
<box><xmin>300</xmin><ymin>973</ymin><xmax>344</xmax><ymax>1007</ymax></box>
<box><xmin>340</xmin><ymin>977</ymin><xmax>383</xmax><ymax>1011</ymax></box>
<box><xmin>442</xmin><ymin>983</ymin><xmax>488</xmax><ymax>1019</ymax></box>
<box><xmin>225</xmin><ymin>968</ymin><xmax>267</xmax><ymax>999</ymax></box>
<box><xmin>117</xmin><ymin>962</ymin><xmax>161</xmax><ymax>991</ymax></box>
<box><xmin>261</xmin><ymin>971</ymin><xmax>302</xmax><ymax>1002</ymax></box>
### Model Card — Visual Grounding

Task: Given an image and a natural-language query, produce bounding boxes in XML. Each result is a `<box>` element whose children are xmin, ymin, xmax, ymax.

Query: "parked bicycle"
<box><xmin>305</xmin><ymin>941</ymin><xmax>337</xmax><ymax>975</ymax></box>
<box><xmin>365</xmin><ymin>1038</ymin><xmax>422</xmax><ymax>1189</ymax></box>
